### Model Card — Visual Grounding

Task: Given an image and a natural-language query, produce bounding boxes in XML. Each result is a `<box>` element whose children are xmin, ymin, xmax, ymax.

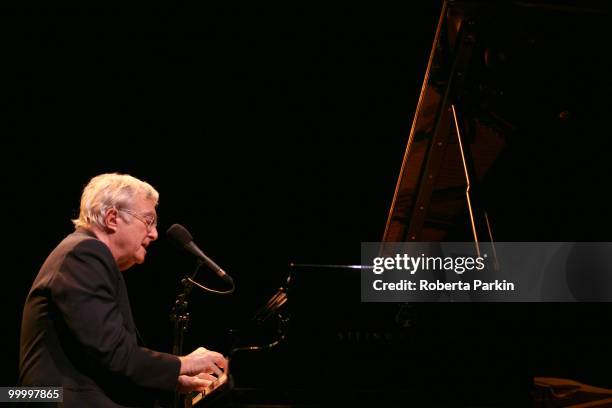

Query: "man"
<box><xmin>19</xmin><ymin>173</ymin><xmax>227</xmax><ymax>407</ymax></box>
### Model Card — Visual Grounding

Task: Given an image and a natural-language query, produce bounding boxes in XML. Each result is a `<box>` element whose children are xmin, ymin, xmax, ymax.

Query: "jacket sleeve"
<box><xmin>49</xmin><ymin>239</ymin><xmax>180</xmax><ymax>391</ymax></box>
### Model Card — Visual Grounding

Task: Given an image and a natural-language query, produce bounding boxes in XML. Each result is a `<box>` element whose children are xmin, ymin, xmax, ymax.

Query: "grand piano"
<box><xmin>191</xmin><ymin>1</ymin><xmax>612</xmax><ymax>406</ymax></box>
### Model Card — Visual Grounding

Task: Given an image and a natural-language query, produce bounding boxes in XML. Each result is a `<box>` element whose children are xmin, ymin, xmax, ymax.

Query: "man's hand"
<box><xmin>179</xmin><ymin>347</ymin><xmax>227</xmax><ymax>377</ymax></box>
<box><xmin>177</xmin><ymin>372</ymin><xmax>218</xmax><ymax>394</ymax></box>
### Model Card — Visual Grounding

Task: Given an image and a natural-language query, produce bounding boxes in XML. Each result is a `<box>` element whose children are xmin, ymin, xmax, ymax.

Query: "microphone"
<box><xmin>167</xmin><ymin>224</ymin><xmax>234</xmax><ymax>284</ymax></box>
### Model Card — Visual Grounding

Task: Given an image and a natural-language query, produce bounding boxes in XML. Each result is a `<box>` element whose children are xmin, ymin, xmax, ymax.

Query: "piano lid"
<box><xmin>383</xmin><ymin>0</ymin><xmax>612</xmax><ymax>243</ymax></box>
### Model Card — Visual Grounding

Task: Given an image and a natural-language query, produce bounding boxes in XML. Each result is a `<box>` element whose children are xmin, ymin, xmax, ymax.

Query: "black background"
<box><xmin>1</xmin><ymin>4</ymin><xmax>441</xmax><ymax>387</ymax></box>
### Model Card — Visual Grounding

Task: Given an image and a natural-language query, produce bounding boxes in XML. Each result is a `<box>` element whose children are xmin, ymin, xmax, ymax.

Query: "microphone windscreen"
<box><xmin>166</xmin><ymin>223</ymin><xmax>193</xmax><ymax>246</ymax></box>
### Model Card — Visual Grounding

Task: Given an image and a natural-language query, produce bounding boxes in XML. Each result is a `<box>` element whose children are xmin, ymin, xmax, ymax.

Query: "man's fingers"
<box><xmin>177</xmin><ymin>374</ymin><xmax>212</xmax><ymax>393</ymax></box>
<box><xmin>196</xmin><ymin>372</ymin><xmax>217</xmax><ymax>382</ymax></box>
<box><xmin>203</xmin><ymin>350</ymin><xmax>227</xmax><ymax>375</ymax></box>
<box><xmin>184</xmin><ymin>347</ymin><xmax>228</xmax><ymax>377</ymax></box>
<box><xmin>180</xmin><ymin>375</ymin><xmax>206</xmax><ymax>386</ymax></box>
<box><xmin>194</xmin><ymin>380</ymin><xmax>213</xmax><ymax>392</ymax></box>
<box><xmin>206</xmin><ymin>363</ymin><xmax>223</xmax><ymax>377</ymax></box>
<box><xmin>210</xmin><ymin>351</ymin><xmax>228</xmax><ymax>369</ymax></box>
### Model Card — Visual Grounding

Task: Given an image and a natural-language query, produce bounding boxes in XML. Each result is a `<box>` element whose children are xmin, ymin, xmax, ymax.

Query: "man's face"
<box><xmin>114</xmin><ymin>195</ymin><xmax>158</xmax><ymax>271</ymax></box>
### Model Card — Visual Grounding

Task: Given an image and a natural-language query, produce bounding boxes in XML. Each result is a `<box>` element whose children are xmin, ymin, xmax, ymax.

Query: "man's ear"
<box><xmin>103</xmin><ymin>208</ymin><xmax>119</xmax><ymax>233</ymax></box>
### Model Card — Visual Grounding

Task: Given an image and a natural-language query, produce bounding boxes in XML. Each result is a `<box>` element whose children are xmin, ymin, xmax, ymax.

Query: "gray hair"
<box><xmin>72</xmin><ymin>173</ymin><xmax>159</xmax><ymax>230</ymax></box>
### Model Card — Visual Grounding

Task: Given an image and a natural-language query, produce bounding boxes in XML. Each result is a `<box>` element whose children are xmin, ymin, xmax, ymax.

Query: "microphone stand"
<box><xmin>170</xmin><ymin>260</ymin><xmax>202</xmax><ymax>408</ymax></box>
<box><xmin>170</xmin><ymin>258</ymin><xmax>234</xmax><ymax>408</ymax></box>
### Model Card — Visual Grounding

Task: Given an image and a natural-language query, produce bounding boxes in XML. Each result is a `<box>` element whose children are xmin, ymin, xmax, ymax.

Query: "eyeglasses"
<box><xmin>117</xmin><ymin>208</ymin><xmax>158</xmax><ymax>231</ymax></box>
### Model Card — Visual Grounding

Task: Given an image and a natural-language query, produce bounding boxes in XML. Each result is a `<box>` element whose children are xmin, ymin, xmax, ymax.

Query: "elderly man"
<box><xmin>19</xmin><ymin>173</ymin><xmax>226</xmax><ymax>407</ymax></box>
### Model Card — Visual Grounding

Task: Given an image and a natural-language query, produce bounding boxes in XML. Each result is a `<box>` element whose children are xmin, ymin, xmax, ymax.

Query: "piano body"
<box><xmin>194</xmin><ymin>1</ymin><xmax>612</xmax><ymax>406</ymax></box>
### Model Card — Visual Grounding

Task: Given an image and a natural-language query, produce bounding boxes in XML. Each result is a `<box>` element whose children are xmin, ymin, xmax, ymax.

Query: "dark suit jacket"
<box><xmin>19</xmin><ymin>229</ymin><xmax>180</xmax><ymax>407</ymax></box>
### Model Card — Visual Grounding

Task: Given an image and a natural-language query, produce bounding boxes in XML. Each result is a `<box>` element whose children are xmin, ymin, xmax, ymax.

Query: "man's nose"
<box><xmin>148</xmin><ymin>226</ymin><xmax>159</xmax><ymax>241</ymax></box>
